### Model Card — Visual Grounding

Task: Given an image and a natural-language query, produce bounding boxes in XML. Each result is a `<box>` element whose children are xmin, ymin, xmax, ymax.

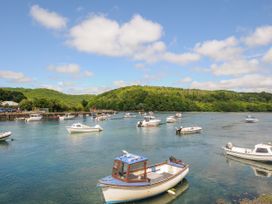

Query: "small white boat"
<box><xmin>245</xmin><ymin>115</ymin><xmax>258</xmax><ymax>123</ymax></box>
<box><xmin>223</xmin><ymin>142</ymin><xmax>272</xmax><ymax>162</ymax></box>
<box><xmin>124</xmin><ymin>113</ymin><xmax>136</xmax><ymax>118</ymax></box>
<box><xmin>0</xmin><ymin>131</ymin><xmax>12</xmax><ymax>141</ymax></box>
<box><xmin>15</xmin><ymin>117</ymin><xmax>26</xmax><ymax>121</ymax></box>
<box><xmin>25</xmin><ymin>114</ymin><xmax>42</xmax><ymax>122</ymax></box>
<box><xmin>137</xmin><ymin>116</ymin><xmax>161</xmax><ymax>127</ymax></box>
<box><xmin>175</xmin><ymin>113</ymin><xmax>182</xmax><ymax>118</ymax></box>
<box><xmin>95</xmin><ymin>114</ymin><xmax>110</xmax><ymax>121</ymax></box>
<box><xmin>166</xmin><ymin>116</ymin><xmax>177</xmax><ymax>123</ymax></box>
<box><xmin>59</xmin><ymin>113</ymin><xmax>75</xmax><ymax>120</ymax></box>
<box><xmin>98</xmin><ymin>151</ymin><xmax>189</xmax><ymax>203</ymax></box>
<box><xmin>66</xmin><ymin>123</ymin><xmax>103</xmax><ymax>134</ymax></box>
<box><xmin>176</xmin><ymin>126</ymin><xmax>202</xmax><ymax>134</ymax></box>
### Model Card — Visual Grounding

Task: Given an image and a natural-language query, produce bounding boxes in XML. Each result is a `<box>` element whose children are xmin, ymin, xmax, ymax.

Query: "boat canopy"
<box><xmin>115</xmin><ymin>152</ymin><xmax>148</xmax><ymax>165</ymax></box>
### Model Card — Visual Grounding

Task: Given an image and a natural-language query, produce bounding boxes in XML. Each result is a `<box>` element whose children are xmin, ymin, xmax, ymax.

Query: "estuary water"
<box><xmin>0</xmin><ymin>112</ymin><xmax>271</xmax><ymax>204</ymax></box>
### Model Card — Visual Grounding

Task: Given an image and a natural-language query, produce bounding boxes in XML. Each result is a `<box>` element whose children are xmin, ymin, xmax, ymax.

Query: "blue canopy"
<box><xmin>115</xmin><ymin>152</ymin><xmax>148</xmax><ymax>165</ymax></box>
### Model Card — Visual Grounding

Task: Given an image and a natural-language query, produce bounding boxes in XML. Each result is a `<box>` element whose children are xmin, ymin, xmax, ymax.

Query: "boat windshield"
<box><xmin>255</xmin><ymin>148</ymin><xmax>269</xmax><ymax>153</ymax></box>
<box><xmin>112</xmin><ymin>160</ymin><xmax>147</xmax><ymax>182</ymax></box>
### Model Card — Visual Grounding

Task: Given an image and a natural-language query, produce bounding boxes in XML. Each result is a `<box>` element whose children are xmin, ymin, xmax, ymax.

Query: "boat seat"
<box><xmin>148</xmin><ymin>172</ymin><xmax>173</xmax><ymax>184</ymax></box>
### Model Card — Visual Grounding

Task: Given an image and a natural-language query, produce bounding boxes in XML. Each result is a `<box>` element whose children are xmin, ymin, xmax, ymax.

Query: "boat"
<box><xmin>66</xmin><ymin>123</ymin><xmax>103</xmax><ymax>134</ymax></box>
<box><xmin>97</xmin><ymin>151</ymin><xmax>189</xmax><ymax>203</ymax></box>
<box><xmin>223</xmin><ymin>142</ymin><xmax>272</xmax><ymax>162</ymax></box>
<box><xmin>25</xmin><ymin>114</ymin><xmax>42</xmax><ymax>122</ymax></box>
<box><xmin>166</xmin><ymin>116</ymin><xmax>177</xmax><ymax>123</ymax></box>
<box><xmin>137</xmin><ymin>116</ymin><xmax>161</xmax><ymax>127</ymax></box>
<box><xmin>245</xmin><ymin>115</ymin><xmax>258</xmax><ymax>123</ymax></box>
<box><xmin>0</xmin><ymin>131</ymin><xmax>12</xmax><ymax>141</ymax></box>
<box><xmin>175</xmin><ymin>113</ymin><xmax>182</xmax><ymax>118</ymax></box>
<box><xmin>15</xmin><ymin>117</ymin><xmax>26</xmax><ymax>121</ymax></box>
<box><xmin>124</xmin><ymin>113</ymin><xmax>136</xmax><ymax>118</ymax></box>
<box><xmin>59</xmin><ymin>113</ymin><xmax>75</xmax><ymax>120</ymax></box>
<box><xmin>175</xmin><ymin>126</ymin><xmax>202</xmax><ymax>134</ymax></box>
<box><xmin>95</xmin><ymin>114</ymin><xmax>110</xmax><ymax>121</ymax></box>
<box><xmin>225</xmin><ymin>155</ymin><xmax>272</xmax><ymax>178</ymax></box>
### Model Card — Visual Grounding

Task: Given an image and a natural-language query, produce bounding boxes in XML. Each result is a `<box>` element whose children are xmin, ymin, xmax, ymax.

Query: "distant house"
<box><xmin>1</xmin><ymin>101</ymin><xmax>19</xmax><ymax>107</ymax></box>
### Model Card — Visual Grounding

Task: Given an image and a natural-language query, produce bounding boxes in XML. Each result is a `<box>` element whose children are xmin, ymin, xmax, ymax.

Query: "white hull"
<box><xmin>59</xmin><ymin>115</ymin><xmax>75</xmax><ymax>120</ymax></box>
<box><xmin>101</xmin><ymin>168</ymin><xmax>189</xmax><ymax>203</ymax></box>
<box><xmin>166</xmin><ymin>118</ymin><xmax>176</xmax><ymax>123</ymax></box>
<box><xmin>25</xmin><ymin>116</ymin><xmax>42</xmax><ymax>122</ymax></box>
<box><xmin>138</xmin><ymin>119</ymin><xmax>161</xmax><ymax>127</ymax></box>
<box><xmin>67</xmin><ymin>127</ymin><xmax>102</xmax><ymax>133</ymax></box>
<box><xmin>224</xmin><ymin>148</ymin><xmax>272</xmax><ymax>162</ymax></box>
<box><xmin>176</xmin><ymin>127</ymin><xmax>202</xmax><ymax>134</ymax></box>
<box><xmin>245</xmin><ymin>119</ymin><xmax>258</xmax><ymax>123</ymax></box>
<box><xmin>0</xmin><ymin>131</ymin><xmax>12</xmax><ymax>141</ymax></box>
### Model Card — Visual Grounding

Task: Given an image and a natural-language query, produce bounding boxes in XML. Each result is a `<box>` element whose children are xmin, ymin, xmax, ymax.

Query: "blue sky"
<box><xmin>0</xmin><ymin>0</ymin><xmax>272</xmax><ymax>94</ymax></box>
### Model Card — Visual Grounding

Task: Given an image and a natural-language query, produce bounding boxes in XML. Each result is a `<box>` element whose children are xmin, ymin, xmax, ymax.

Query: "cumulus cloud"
<box><xmin>194</xmin><ymin>36</ymin><xmax>242</xmax><ymax>61</ymax></box>
<box><xmin>211</xmin><ymin>59</ymin><xmax>260</xmax><ymax>76</ymax></box>
<box><xmin>48</xmin><ymin>64</ymin><xmax>80</xmax><ymax>74</ymax></box>
<box><xmin>68</xmin><ymin>14</ymin><xmax>200</xmax><ymax>65</ymax></box>
<box><xmin>191</xmin><ymin>74</ymin><xmax>272</xmax><ymax>92</ymax></box>
<box><xmin>263</xmin><ymin>47</ymin><xmax>272</xmax><ymax>63</ymax></box>
<box><xmin>180</xmin><ymin>77</ymin><xmax>192</xmax><ymax>83</ymax></box>
<box><xmin>30</xmin><ymin>5</ymin><xmax>67</xmax><ymax>30</ymax></box>
<box><xmin>0</xmin><ymin>70</ymin><xmax>32</xmax><ymax>83</ymax></box>
<box><xmin>84</xmin><ymin>70</ymin><xmax>93</xmax><ymax>77</ymax></box>
<box><xmin>244</xmin><ymin>25</ymin><xmax>272</xmax><ymax>47</ymax></box>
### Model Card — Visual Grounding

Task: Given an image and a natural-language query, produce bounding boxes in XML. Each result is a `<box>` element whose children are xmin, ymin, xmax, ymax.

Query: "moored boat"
<box><xmin>176</xmin><ymin>126</ymin><xmax>202</xmax><ymax>134</ymax></box>
<box><xmin>98</xmin><ymin>151</ymin><xmax>189</xmax><ymax>203</ymax></box>
<box><xmin>66</xmin><ymin>123</ymin><xmax>103</xmax><ymax>133</ymax></box>
<box><xmin>166</xmin><ymin>116</ymin><xmax>177</xmax><ymax>123</ymax></box>
<box><xmin>223</xmin><ymin>142</ymin><xmax>272</xmax><ymax>162</ymax></box>
<box><xmin>59</xmin><ymin>113</ymin><xmax>75</xmax><ymax>120</ymax></box>
<box><xmin>25</xmin><ymin>114</ymin><xmax>42</xmax><ymax>122</ymax></box>
<box><xmin>175</xmin><ymin>113</ymin><xmax>182</xmax><ymax>118</ymax></box>
<box><xmin>0</xmin><ymin>131</ymin><xmax>12</xmax><ymax>141</ymax></box>
<box><xmin>245</xmin><ymin>115</ymin><xmax>258</xmax><ymax>123</ymax></box>
<box><xmin>137</xmin><ymin>116</ymin><xmax>161</xmax><ymax>127</ymax></box>
<box><xmin>124</xmin><ymin>113</ymin><xmax>136</xmax><ymax>118</ymax></box>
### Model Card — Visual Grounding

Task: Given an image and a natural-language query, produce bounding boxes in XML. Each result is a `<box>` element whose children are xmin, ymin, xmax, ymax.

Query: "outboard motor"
<box><xmin>137</xmin><ymin>121</ymin><xmax>142</xmax><ymax>127</ymax></box>
<box><xmin>226</xmin><ymin>142</ymin><xmax>233</xmax><ymax>149</ymax></box>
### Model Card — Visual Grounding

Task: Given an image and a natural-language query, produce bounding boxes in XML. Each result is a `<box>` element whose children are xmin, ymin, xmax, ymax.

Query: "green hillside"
<box><xmin>88</xmin><ymin>85</ymin><xmax>272</xmax><ymax>112</ymax></box>
<box><xmin>2</xmin><ymin>87</ymin><xmax>93</xmax><ymax>108</ymax></box>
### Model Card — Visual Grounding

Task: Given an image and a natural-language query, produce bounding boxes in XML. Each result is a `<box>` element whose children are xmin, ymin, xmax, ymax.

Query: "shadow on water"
<box><xmin>132</xmin><ymin>179</ymin><xmax>189</xmax><ymax>204</ymax></box>
<box><xmin>0</xmin><ymin>141</ymin><xmax>10</xmax><ymax>149</ymax></box>
<box><xmin>225</xmin><ymin>155</ymin><xmax>272</xmax><ymax>178</ymax></box>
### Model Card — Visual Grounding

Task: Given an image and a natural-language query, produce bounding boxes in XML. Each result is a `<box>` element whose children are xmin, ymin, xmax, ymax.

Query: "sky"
<box><xmin>0</xmin><ymin>0</ymin><xmax>272</xmax><ymax>94</ymax></box>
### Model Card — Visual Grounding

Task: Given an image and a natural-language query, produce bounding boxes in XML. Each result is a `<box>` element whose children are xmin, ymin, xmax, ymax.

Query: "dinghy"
<box><xmin>98</xmin><ymin>151</ymin><xmax>189</xmax><ymax>203</ymax></box>
<box><xmin>223</xmin><ymin>142</ymin><xmax>272</xmax><ymax>162</ymax></box>
<box><xmin>0</xmin><ymin>131</ymin><xmax>12</xmax><ymax>141</ymax></box>
<box><xmin>166</xmin><ymin>116</ymin><xmax>177</xmax><ymax>123</ymax></box>
<box><xmin>245</xmin><ymin>115</ymin><xmax>258</xmax><ymax>123</ymax></box>
<box><xmin>175</xmin><ymin>113</ymin><xmax>182</xmax><ymax>118</ymax></box>
<box><xmin>25</xmin><ymin>114</ymin><xmax>42</xmax><ymax>122</ymax></box>
<box><xmin>66</xmin><ymin>123</ymin><xmax>103</xmax><ymax>134</ymax></box>
<box><xmin>59</xmin><ymin>113</ymin><xmax>75</xmax><ymax>120</ymax></box>
<box><xmin>176</xmin><ymin>126</ymin><xmax>202</xmax><ymax>134</ymax></box>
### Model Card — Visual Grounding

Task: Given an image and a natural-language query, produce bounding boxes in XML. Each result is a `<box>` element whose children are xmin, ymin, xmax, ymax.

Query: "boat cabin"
<box><xmin>253</xmin><ymin>144</ymin><xmax>272</xmax><ymax>154</ymax></box>
<box><xmin>143</xmin><ymin>116</ymin><xmax>155</xmax><ymax>121</ymax></box>
<box><xmin>112</xmin><ymin>153</ymin><xmax>148</xmax><ymax>183</ymax></box>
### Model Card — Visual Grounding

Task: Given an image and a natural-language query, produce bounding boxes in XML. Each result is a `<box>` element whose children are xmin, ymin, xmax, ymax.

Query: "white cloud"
<box><xmin>194</xmin><ymin>36</ymin><xmax>242</xmax><ymax>61</ymax></box>
<box><xmin>244</xmin><ymin>25</ymin><xmax>272</xmax><ymax>47</ymax></box>
<box><xmin>263</xmin><ymin>47</ymin><xmax>272</xmax><ymax>63</ymax></box>
<box><xmin>113</xmin><ymin>80</ymin><xmax>128</xmax><ymax>87</ymax></box>
<box><xmin>163</xmin><ymin>52</ymin><xmax>200</xmax><ymax>65</ymax></box>
<box><xmin>180</xmin><ymin>77</ymin><xmax>192</xmax><ymax>83</ymax></box>
<box><xmin>135</xmin><ymin>63</ymin><xmax>145</xmax><ymax>69</ymax></box>
<box><xmin>84</xmin><ymin>70</ymin><xmax>93</xmax><ymax>77</ymax></box>
<box><xmin>48</xmin><ymin>64</ymin><xmax>80</xmax><ymax>74</ymax></box>
<box><xmin>191</xmin><ymin>74</ymin><xmax>272</xmax><ymax>92</ymax></box>
<box><xmin>211</xmin><ymin>59</ymin><xmax>260</xmax><ymax>76</ymax></box>
<box><xmin>68</xmin><ymin>14</ymin><xmax>200</xmax><ymax>65</ymax></box>
<box><xmin>30</xmin><ymin>5</ymin><xmax>67</xmax><ymax>30</ymax></box>
<box><xmin>0</xmin><ymin>70</ymin><xmax>32</xmax><ymax>83</ymax></box>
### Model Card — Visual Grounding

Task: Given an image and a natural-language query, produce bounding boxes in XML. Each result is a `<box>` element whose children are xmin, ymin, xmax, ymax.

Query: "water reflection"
<box><xmin>136</xmin><ymin>179</ymin><xmax>189</xmax><ymax>204</ymax></box>
<box><xmin>225</xmin><ymin>155</ymin><xmax>272</xmax><ymax>178</ymax></box>
<box><xmin>0</xmin><ymin>141</ymin><xmax>10</xmax><ymax>149</ymax></box>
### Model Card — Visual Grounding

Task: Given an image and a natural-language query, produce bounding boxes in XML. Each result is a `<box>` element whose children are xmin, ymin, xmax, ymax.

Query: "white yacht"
<box><xmin>66</xmin><ymin>123</ymin><xmax>103</xmax><ymax>134</ymax></box>
<box><xmin>137</xmin><ymin>116</ymin><xmax>161</xmax><ymax>127</ymax></box>
<box><xmin>25</xmin><ymin>114</ymin><xmax>42</xmax><ymax>122</ymax></box>
<box><xmin>223</xmin><ymin>143</ymin><xmax>272</xmax><ymax>162</ymax></box>
<box><xmin>245</xmin><ymin>115</ymin><xmax>258</xmax><ymax>123</ymax></box>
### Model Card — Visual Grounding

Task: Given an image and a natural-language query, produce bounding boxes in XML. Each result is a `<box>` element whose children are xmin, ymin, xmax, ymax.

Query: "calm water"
<box><xmin>0</xmin><ymin>112</ymin><xmax>271</xmax><ymax>204</ymax></box>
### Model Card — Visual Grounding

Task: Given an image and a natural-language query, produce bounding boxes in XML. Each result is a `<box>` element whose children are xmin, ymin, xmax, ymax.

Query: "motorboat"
<box><xmin>97</xmin><ymin>151</ymin><xmax>189</xmax><ymax>203</ymax></box>
<box><xmin>95</xmin><ymin>114</ymin><xmax>109</xmax><ymax>121</ymax></box>
<box><xmin>25</xmin><ymin>114</ymin><xmax>42</xmax><ymax>122</ymax></box>
<box><xmin>176</xmin><ymin>126</ymin><xmax>202</xmax><ymax>134</ymax></box>
<box><xmin>124</xmin><ymin>113</ymin><xmax>136</xmax><ymax>118</ymax></box>
<box><xmin>223</xmin><ymin>142</ymin><xmax>272</xmax><ymax>162</ymax></box>
<box><xmin>0</xmin><ymin>131</ymin><xmax>12</xmax><ymax>141</ymax></box>
<box><xmin>66</xmin><ymin>123</ymin><xmax>103</xmax><ymax>134</ymax></box>
<box><xmin>59</xmin><ymin>113</ymin><xmax>75</xmax><ymax>120</ymax></box>
<box><xmin>166</xmin><ymin>116</ymin><xmax>177</xmax><ymax>123</ymax></box>
<box><xmin>137</xmin><ymin>116</ymin><xmax>161</xmax><ymax>127</ymax></box>
<box><xmin>15</xmin><ymin>117</ymin><xmax>26</xmax><ymax>121</ymax></box>
<box><xmin>225</xmin><ymin>155</ymin><xmax>272</xmax><ymax>178</ymax></box>
<box><xmin>245</xmin><ymin>115</ymin><xmax>258</xmax><ymax>123</ymax></box>
<box><xmin>175</xmin><ymin>113</ymin><xmax>182</xmax><ymax>118</ymax></box>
